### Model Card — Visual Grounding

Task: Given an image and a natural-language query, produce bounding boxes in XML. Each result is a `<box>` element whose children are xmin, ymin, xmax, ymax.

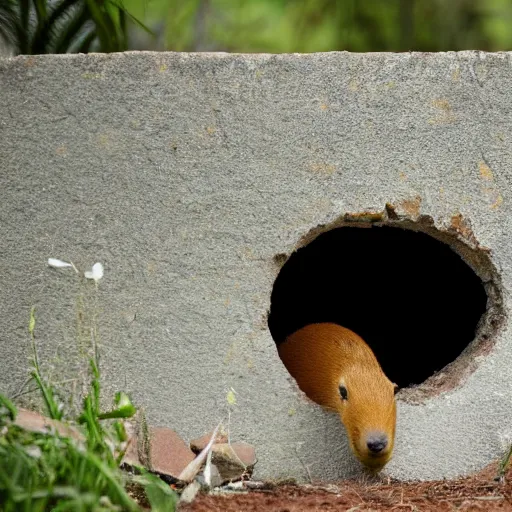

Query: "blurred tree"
<box><xmin>123</xmin><ymin>0</ymin><xmax>512</xmax><ymax>53</ymax></box>
<box><xmin>0</xmin><ymin>0</ymin><xmax>152</xmax><ymax>55</ymax></box>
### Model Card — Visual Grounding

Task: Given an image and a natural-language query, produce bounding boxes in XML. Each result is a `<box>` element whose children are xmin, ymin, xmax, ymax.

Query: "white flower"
<box><xmin>84</xmin><ymin>262</ymin><xmax>104</xmax><ymax>282</ymax></box>
<box><xmin>48</xmin><ymin>258</ymin><xmax>73</xmax><ymax>268</ymax></box>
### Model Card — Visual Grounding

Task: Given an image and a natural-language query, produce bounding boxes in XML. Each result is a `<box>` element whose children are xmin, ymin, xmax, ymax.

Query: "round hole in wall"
<box><xmin>268</xmin><ymin>223</ymin><xmax>503</xmax><ymax>400</ymax></box>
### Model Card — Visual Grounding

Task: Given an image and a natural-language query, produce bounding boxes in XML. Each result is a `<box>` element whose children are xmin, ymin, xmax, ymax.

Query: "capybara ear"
<box><xmin>393</xmin><ymin>383</ymin><xmax>399</xmax><ymax>395</ymax></box>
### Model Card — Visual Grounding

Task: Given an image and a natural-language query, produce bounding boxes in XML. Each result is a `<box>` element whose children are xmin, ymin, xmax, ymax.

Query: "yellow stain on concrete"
<box><xmin>348</xmin><ymin>78</ymin><xmax>359</xmax><ymax>92</ymax></box>
<box><xmin>97</xmin><ymin>134</ymin><xmax>110</xmax><ymax>147</ymax></box>
<box><xmin>159</xmin><ymin>64</ymin><xmax>168</xmax><ymax>72</ymax></box>
<box><xmin>309</xmin><ymin>162</ymin><xmax>336</xmax><ymax>176</ymax></box>
<box><xmin>479</xmin><ymin>161</ymin><xmax>503</xmax><ymax>209</ymax></box>
<box><xmin>491</xmin><ymin>194</ymin><xmax>503</xmax><ymax>209</ymax></box>
<box><xmin>55</xmin><ymin>146</ymin><xmax>67</xmax><ymax>156</ymax></box>
<box><xmin>452</xmin><ymin>67</ymin><xmax>461</xmax><ymax>82</ymax></box>
<box><xmin>429</xmin><ymin>99</ymin><xmax>456</xmax><ymax>124</ymax></box>
<box><xmin>479</xmin><ymin>161</ymin><xmax>494</xmax><ymax>181</ymax></box>
<box><xmin>399</xmin><ymin>171</ymin><xmax>408</xmax><ymax>181</ymax></box>
<box><xmin>319</xmin><ymin>103</ymin><xmax>328</xmax><ymax>111</ymax></box>
<box><xmin>224</xmin><ymin>340</ymin><xmax>237</xmax><ymax>364</ymax></box>
<box><xmin>206</xmin><ymin>126</ymin><xmax>216</xmax><ymax>135</ymax></box>
<box><xmin>82</xmin><ymin>72</ymin><xmax>102</xmax><ymax>80</ymax></box>
<box><xmin>432</xmin><ymin>99</ymin><xmax>451</xmax><ymax>111</ymax></box>
<box><xmin>241</xmin><ymin>247</ymin><xmax>254</xmax><ymax>260</ymax></box>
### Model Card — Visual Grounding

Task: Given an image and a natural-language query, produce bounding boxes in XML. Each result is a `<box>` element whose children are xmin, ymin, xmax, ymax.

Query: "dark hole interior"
<box><xmin>268</xmin><ymin>225</ymin><xmax>488</xmax><ymax>389</ymax></box>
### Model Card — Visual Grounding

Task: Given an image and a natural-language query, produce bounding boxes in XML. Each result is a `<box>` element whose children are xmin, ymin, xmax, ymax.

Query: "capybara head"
<box><xmin>336</xmin><ymin>368</ymin><xmax>397</xmax><ymax>470</ymax></box>
<box><xmin>277</xmin><ymin>323</ymin><xmax>398</xmax><ymax>471</ymax></box>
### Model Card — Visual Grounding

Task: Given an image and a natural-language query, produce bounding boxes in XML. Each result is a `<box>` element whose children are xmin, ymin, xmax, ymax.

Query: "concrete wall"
<box><xmin>1</xmin><ymin>50</ymin><xmax>512</xmax><ymax>482</ymax></box>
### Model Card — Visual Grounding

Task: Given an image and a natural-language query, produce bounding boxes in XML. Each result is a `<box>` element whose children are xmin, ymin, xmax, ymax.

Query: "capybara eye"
<box><xmin>339</xmin><ymin>385</ymin><xmax>348</xmax><ymax>400</ymax></box>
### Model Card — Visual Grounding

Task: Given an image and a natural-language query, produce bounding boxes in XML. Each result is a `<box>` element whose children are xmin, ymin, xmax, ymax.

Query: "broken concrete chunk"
<box><xmin>213</xmin><ymin>442</ymin><xmax>256</xmax><ymax>467</ymax></box>
<box><xmin>179</xmin><ymin>480</ymin><xmax>201</xmax><ymax>504</ymax></box>
<box><xmin>207</xmin><ymin>463</ymin><xmax>223</xmax><ymax>488</ymax></box>
<box><xmin>210</xmin><ymin>442</ymin><xmax>256</xmax><ymax>483</ymax></box>
<box><xmin>196</xmin><ymin>463</ymin><xmax>223</xmax><ymax>489</ymax></box>
<box><xmin>149</xmin><ymin>426</ymin><xmax>196</xmax><ymax>479</ymax></box>
<box><xmin>121</xmin><ymin>420</ymin><xmax>140</xmax><ymax>467</ymax></box>
<box><xmin>189</xmin><ymin>430</ymin><xmax>228</xmax><ymax>453</ymax></box>
<box><xmin>14</xmin><ymin>408</ymin><xmax>84</xmax><ymax>442</ymax></box>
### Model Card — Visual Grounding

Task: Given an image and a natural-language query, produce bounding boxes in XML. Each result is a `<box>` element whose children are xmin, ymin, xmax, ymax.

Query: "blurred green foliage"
<box><xmin>124</xmin><ymin>0</ymin><xmax>512</xmax><ymax>53</ymax></box>
<box><xmin>0</xmin><ymin>0</ymin><xmax>152</xmax><ymax>54</ymax></box>
<box><xmin>2</xmin><ymin>0</ymin><xmax>512</xmax><ymax>55</ymax></box>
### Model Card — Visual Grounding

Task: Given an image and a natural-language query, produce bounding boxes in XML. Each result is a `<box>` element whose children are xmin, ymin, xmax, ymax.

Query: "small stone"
<box><xmin>149</xmin><ymin>427</ymin><xmax>196</xmax><ymax>479</ymax></box>
<box><xmin>204</xmin><ymin>462</ymin><xmax>223</xmax><ymax>488</ymax></box>
<box><xmin>121</xmin><ymin>421</ymin><xmax>140</xmax><ymax>467</ymax></box>
<box><xmin>210</xmin><ymin>442</ymin><xmax>256</xmax><ymax>483</ymax></box>
<box><xmin>179</xmin><ymin>480</ymin><xmax>201</xmax><ymax>504</ymax></box>
<box><xmin>14</xmin><ymin>409</ymin><xmax>84</xmax><ymax>442</ymax></box>
<box><xmin>213</xmin><ymin>442</ymin><xmax>256</xmax><ymax>467</ymax></box>
<box><xmin>223</xmin><ymin>480</ymin><xmax>245</xmax><ymax>491</ymax></box>
<box><xmin>189</xmin><ymin>430</ymin><xmax>228</xmax><ymax>453</ymax></box>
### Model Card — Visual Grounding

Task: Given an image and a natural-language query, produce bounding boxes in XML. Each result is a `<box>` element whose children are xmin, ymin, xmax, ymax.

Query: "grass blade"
<box><xmin>0</xmin><ymin>393</ymin><xmax>18</xmax><ymax>421</ymax></box>
<box><xmin>85</xmin><ymin>0</ymin><xmax>113</xmax><ymax>51</ymax></box>
<box><xmin>109</xmin><ymin>0</ymin><xmax>155</xmax><ymax>37</ymax></box>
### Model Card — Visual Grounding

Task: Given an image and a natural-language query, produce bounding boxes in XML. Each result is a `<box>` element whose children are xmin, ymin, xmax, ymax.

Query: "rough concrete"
<box><xmin>1</xmin><ymin>51</ymin><xmax>512</xmax><ymax>482</ymax></box>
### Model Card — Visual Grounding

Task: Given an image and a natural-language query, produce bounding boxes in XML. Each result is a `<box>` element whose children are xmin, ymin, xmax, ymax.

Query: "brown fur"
<box><xmin>278</xmin><ymin>322</ymin><xmax>397</xmax><ymax>470</ymax></box>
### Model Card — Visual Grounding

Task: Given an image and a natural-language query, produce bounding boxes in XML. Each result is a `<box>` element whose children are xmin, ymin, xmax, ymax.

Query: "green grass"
<box><xmin>0</xmin><ymin>307</ymin><xmax>178</xmax><ymax>511</ymax></box>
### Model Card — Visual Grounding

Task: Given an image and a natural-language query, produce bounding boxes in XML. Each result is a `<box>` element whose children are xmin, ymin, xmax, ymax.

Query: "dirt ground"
<box><xmin>179</xmin><ymin>462</ymin><xmax>512</xmax><ymax>512</ymax></box>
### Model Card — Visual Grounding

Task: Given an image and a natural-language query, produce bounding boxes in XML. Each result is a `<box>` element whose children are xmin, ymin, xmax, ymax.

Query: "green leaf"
<box><xmin>28</xmin><ymin>306</ymin><xmax>36</xmax><ymax>336</ymax></box>
<box><xmin>109</xmin><ymin>0</ymin><xmax>155</xmax><ymax>37</ymax></box>
<box><xmin>32</xmin><ymin>0</ymin><xmax>47</xmax><ymax>21</ymax></box>
<box><xmin>0</xmin><ymin>1</ymin><xmax>20</xmax><ymax>48</ymax></box>
<box><xmin>53</xmin><ymin>3</ymin><xmax>91</xmax><ymax>53</ymax></box>
<box><xmin>31</xmin><ymin>0</ymin><xmax>83</xmax><ymax>53</ymax></box>
<box><xmin>0</xmin><ymin>393</ymin><xmax>17</xmax><ymax>421</ymax></box>
<box><xmin>226</xmin><ymin>388</ymin><xmax>236</xmax><ymax>406</ymax></box>
<box><xmin>85</xmin><ymin>0</ymin><xmax>114</xmax><ymax>51</ymax></box>
<box><xmin>31</xmin><ymin>369</ymin><xmax>63</xmax><ymax>421</ymax></box>
<box><xmin>98</xmin><ymin>392</ymin><xmax>136</xmax><ymax>420</ymax></box>
<box><xmin>74</xmin><ymin>29</ymin><xmax>96</xmax><ymax>53</ymax></box>
<box><xmin>133</xmin><ymin>470</ymin><xmax>178</xmax><ymax>512</ymax></box>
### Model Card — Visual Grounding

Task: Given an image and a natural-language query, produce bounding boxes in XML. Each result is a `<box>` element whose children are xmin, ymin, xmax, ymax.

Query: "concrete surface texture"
<box><xmin>1</xmin><ymin>50</ymin><xmax>512</xmax><ymax>482</ymax></box>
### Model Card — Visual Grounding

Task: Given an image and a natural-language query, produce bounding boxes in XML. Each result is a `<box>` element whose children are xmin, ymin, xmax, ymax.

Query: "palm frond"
<box><xmin>74</xmin><ymin>28</ymin><xmax>96</xmax><ymax>52</ymax></box>
<box><xmin>0</xmin><ymin>1</ymin><xmax>19</xmax><ymax>46</ymax></box>
<box><xmin>85</xmin><ymin>0</ymin><xmax>114</xmax><ymax>51</ymax></box>
<box><xmin>0</xmin><ymin>0</ymin><xmax>154</xmax><ymax>55</ymax></box>
<box><xmin>53</xmin><ymin>3</ymin><xmax>90</xmax><ymax>53</ymax></box>
<box><xmin>31</xmin><ymin>0</ymin><xmax>82</xmax><ymax>53</ymax></box>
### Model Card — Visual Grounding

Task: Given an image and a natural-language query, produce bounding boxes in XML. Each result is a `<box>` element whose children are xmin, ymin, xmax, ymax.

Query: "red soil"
<box><xmin>180</xmin><ymin>462</ymin><xmax>512</xmax><ymax>512</ymax></box>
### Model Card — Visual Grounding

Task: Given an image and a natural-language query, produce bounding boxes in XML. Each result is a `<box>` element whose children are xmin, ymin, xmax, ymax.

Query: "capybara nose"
<box><xmin>367</xmin><ymin>434</ymin><xmax>388</xmax><ymax>454</ymax></box>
